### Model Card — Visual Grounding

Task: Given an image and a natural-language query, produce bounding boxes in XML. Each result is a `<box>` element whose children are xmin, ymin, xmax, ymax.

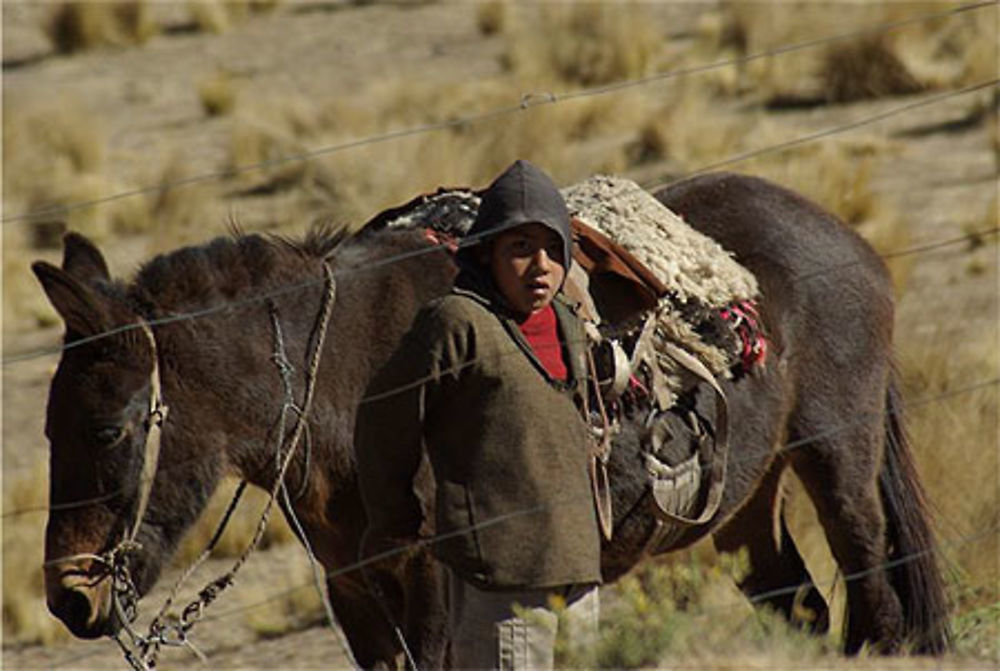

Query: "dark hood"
<box><xmin>455</xmin><ymin>160</ymin><xmax>573</xmax><ymax>279</ymax></box>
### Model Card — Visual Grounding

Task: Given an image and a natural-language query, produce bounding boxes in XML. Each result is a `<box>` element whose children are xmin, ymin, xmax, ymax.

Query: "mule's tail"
<box><xmin>878</xmin><ymin>366</ymin><xmax>952</xmax><ymax>654</ymax></box>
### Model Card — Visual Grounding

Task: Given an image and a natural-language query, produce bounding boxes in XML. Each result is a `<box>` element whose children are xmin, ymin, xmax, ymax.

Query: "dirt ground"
<box><xmin>3</xmin><ymin>2</ymin><xmax>997</xmax><ymax>669</ymax></box>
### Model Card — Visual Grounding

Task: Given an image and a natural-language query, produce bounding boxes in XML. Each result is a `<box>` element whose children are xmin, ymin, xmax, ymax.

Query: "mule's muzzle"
<box><xmin>44</xmin><ymin>558</ymin><xmax>118</xmax><ymax>639</ymax></box>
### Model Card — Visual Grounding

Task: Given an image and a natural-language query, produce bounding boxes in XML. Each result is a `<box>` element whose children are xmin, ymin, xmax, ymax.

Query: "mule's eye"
<box><xmin>94</xmin><ymin>425</ymin><xmax>125</xmax><ymax>447</ymax></box>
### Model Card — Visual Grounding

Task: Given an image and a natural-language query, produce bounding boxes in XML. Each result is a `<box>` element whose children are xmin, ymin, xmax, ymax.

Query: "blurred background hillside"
<box><xmin>3</xmin><ymin>1</ymin><xmax>997</xmax><ymax>668</ymax></box>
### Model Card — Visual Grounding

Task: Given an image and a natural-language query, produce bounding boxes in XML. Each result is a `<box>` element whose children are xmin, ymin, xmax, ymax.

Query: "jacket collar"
<box><xmin>452</xmin><ymin>272</ymin><xmax>587</xmax><ymax>390</ymax></box>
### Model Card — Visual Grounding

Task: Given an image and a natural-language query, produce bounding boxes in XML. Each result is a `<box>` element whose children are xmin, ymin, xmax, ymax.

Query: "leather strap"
<box><xmin>130</xmin><ymin>320</ymin><xmax>169</xmax><ymax>543</ymax></box>
<box><xmin>647</xmin><ymin>343</ymin><xmax>728</xmax><ymax>527</ymax></box>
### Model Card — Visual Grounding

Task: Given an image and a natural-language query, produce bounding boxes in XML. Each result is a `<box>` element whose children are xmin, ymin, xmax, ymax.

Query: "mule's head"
<box><xmin>33</xmin><ymin>233</ymin><xmax>174</xmax><ymax>639</ymax></box>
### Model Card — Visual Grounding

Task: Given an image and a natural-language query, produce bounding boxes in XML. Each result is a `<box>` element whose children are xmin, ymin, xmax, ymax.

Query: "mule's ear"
<box><xmin>62</xmin><ymin>232</ymin><xmax>111</xmax><ymax>284</ymax></box>
<box><xmin>32</xmin><ymin>261</ymin><xmax>109</xmax><ymax>338</ymax></box>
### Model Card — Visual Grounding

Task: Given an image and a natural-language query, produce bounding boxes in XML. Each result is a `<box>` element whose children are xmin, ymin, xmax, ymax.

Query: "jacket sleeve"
<box><xmin>354</xmin><ymin>301</ymin><xmax>470</xmax><ymax>553</ymax></box>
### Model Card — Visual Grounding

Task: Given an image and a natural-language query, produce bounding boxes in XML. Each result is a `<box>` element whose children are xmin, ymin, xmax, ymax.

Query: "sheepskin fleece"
<box><xmin>562</xmin><ymin>176</ymin><xmax>757</xmax><ymax>308</ymax></box>
<box><xmin>563</xmin><ymin>176</ymin><xmax>758</xmax><ymax>384</ymax></box>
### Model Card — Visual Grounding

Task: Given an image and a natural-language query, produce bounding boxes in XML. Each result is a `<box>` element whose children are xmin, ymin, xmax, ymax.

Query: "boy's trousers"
<box><xmin>448</xmin><ymin>571</ymin><xmax>599</xmax><ymax>670</ymax></box>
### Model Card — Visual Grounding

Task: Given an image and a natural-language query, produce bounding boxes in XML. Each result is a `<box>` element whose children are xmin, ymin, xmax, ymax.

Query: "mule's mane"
<box><xmin>272</xmin><ymin>221</ymin><xmax>353</xmax><ymax>258</ymax></box>
<box><xmin>127</xmin><ymin>223</ymin><xmax>353</xmax><ymax>314</ymax></box>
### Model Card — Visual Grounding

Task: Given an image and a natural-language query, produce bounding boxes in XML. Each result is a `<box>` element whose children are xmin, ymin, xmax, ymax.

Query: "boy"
<box><xmin>355</xmin><ymin>160</ymin><xmax>600</xmax><ymax>669</ymax></box>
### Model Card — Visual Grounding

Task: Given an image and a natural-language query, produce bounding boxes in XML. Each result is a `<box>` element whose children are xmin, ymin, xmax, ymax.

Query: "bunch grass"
<box><xmin>501</xmin><ymin>3</ymin><xmax>662</xmax><ymax>87</ymax></box>
<box><xmin>45</xmin><ymin>1</ymin><xmax>158</xmax><ymax>53</ymax></box>
<box><xmin>2</xmin><ymin>461</ymin><xmax>69</xmax><ymax>646</ymax></box>
<box><xmin>172</xmin><ymin>477</ymin><xmax>297</xmax><ymax>566</ymax></box>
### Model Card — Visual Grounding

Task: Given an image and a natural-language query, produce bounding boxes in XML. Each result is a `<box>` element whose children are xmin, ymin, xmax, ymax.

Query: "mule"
<box><xmin>33</xmin><ymin>172</ymin><xmax>949</xmax><ymax>668</ymax></box>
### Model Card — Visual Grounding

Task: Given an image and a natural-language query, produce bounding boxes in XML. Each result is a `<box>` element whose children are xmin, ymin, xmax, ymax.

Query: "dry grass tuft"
<box><xmin>146</xmin><ymin>151</ymin><xmax>226</xmax><ymax>251</ymax></box>
<box><xmin>558</xmin><ymin>551</ymin><xmax>827</xmax><ymax>668</ymax></box>
<box><xmin>894</xmin><ymin>3</ymin><xmax>998</xmax><ymax>88</ymax></box>
<box><xmin>707</xmin><ymin>2</ymin><xmax>991</xmax><ymax>105</ymax></box>
<box><xmin>45</xmin><ymin>1</ymin><xmax>158</xmax><ymax>53</ymax></box>
<box><xmin>957</xmin><ymin>16</ymin><xmax>999</xmax><ymax>86</ymax></box>
<box><xmin>185</xmin><ymin>0</ymin><xmax>278</xmax><ymax>34</ymax></box>
<box><xmin>476</xmin><ymin>0</ymin><xmax>507</xmax><ymax>36</ymax></box>
<box><xmin>223</xmin><ymin>78</ymin><xmax>648</xmax><ymax>226</ymax></box>
<box><xmin>2</xmin><ymin>227</ymin><xmax>61</xmax><ymax>332</ymax></box>
<box><xmin>241</xmin><ymin>559</ymin><xmax>323</xmax><ymax>640</ymax></box>
<box><xmin>172</xmin><ymin>478</ymin><xmax>296</xmax><ymax>566</ymax></box>
<box><xmin>899</xmin><ymin>330</ymin><xmax>998</xmax><ymax>649</ymax></box>
<box><xmin>0</xmin><ymin>97</ymin><xmax>155</xmax><ymax>246</ymax></box>
<box><xmin>2</xmin><ymin>461</ymin><xmax>70</xmax><ymax>646</ymax></box>
<box><xmin>822</xmin><ymin>36</ymin><xmax>924</xmax><ymax>103</ymax></box>
<box><xmin>503</xmin><ymin>3</ymin><xmax>661</xmax><ymax>87</ymax></box>
<box><xmin>198</xmin><ymin>71</ymin><xmax>238</xmax><ymax>117</ymax></box>
<box><xmin>187</xmin><ymin>0</ymin><xmax>232</xmax><ymax>34</ymax></box>
<box><xmin>227</xmin><ymin>100</ymin><xmax>320</xmax><ymax>194</ymax></box>
<box><xmin>4</xmin><ymin>98</ymin><xmax>105</xmax><ymax>186</ymax></box>
<box><xmin>627</xmin><ymin>82</ymin><xmax>757</xmax><ymax>173</ymax></box>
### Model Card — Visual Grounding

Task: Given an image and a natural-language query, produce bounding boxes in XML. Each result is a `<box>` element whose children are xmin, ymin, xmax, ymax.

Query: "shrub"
<box><xmin>172</xmin><ymin>477</ymin><xmax>296</xmax><ymax>566</ymax></box>
<box><xmin>558</xmin><ymin>550</ymin><xmax>828</xmax><ymax>668</ymax></box>
<box><xmin>198</xmin><ymin>71</ymin><xmax>238</xmax><ymax>117</ymax></box>
<box><xmin>503</xmin><ymin>3</ymin><xmax>661</xmax><ymax>87</ymax></box>
<box><xmin>821</xmin><ymin>36</ymin><xmax>924</xmax><ymax>103</ymax></box>
<box><xmin>2</xmin><ymin>461</ymin><xmax>69</xmax><ymax>645</ymax></box>
<box><xmin>187</xmin><ymin>0</ymin><xmax>231</xmax><ymax>34</ymax></box>
<box><xmin>705</xmin><ymin>2</ymin><xmax>990</xmax><ymax>105</ymax></box>
<box><xmin>45</xmin><ymin>1</ymin><xmax>157</xmax><ymax>53</ymax></box>
<box><xmin>476</xmin><ymin>1</ymin><xmax>506</xmax><ymax>36</ymax></box>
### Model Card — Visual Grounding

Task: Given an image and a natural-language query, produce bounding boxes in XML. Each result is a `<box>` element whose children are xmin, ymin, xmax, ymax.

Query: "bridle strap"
<box><xmin>42</xmin><ymin>321</ymin><xmax>168</xmax><ymax>569</ymax></box>
<box><xmin>130</xmin><ymin>320</ymin><xmax>168</xmax><ymax>543</ymax></box>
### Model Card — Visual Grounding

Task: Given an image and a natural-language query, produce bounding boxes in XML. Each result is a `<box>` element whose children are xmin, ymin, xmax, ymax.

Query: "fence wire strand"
<box><xmin>5</xmin><ymin>308</ymin><xmax>998</xmax><ymax>517</ymax></box>
<box><xmin>1</xmin><ymin>1</ymin><xmax>993</xmax><ymax>226</ymax></box>
<box><xmin>4</xmin><ymin>3</ymin><xmax>998</xmax><ymax>663</ymax></box>
<box><xmin>29</xmin><ymin>375</ymin><xmax>999</xmax><ymax>570</ymax></box>
<box><xmin>3</xmin><ymin>73</ymin><xmax>996</xmax><ymax>370</ymax></box>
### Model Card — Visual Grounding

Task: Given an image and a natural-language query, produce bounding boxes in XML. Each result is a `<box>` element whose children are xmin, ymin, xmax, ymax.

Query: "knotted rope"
<box><xmin>109</xmin><ymin>262</ymin><xmax>344</xmax><ymax>670</ymax></box>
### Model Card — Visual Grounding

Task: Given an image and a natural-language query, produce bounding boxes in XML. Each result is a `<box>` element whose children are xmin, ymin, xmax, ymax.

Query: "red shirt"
<box><xmin>517</xmin><ymin>305</ymin><xmax>568</xmax><ymax>381</ymax></box>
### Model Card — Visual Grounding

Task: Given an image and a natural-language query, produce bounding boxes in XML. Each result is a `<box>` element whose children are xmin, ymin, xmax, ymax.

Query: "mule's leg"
<box><xmin>402</xmin><ymin>551</ymin><xmax>449</xmax><ymax>669</ymax></box>
<box><xmin>713</xmin><ymin>460</ymin><xmax>829</xmax><ymax>634</ymax></box>
<box><xmin>327</xmin><ymin>575</ymin><xmax>404</xmax><ymax>670</ymax></box>
<box><xmin>788</xmin><ymin>408</ymin><xmax>904</xmax><ymax>654</ymax></box>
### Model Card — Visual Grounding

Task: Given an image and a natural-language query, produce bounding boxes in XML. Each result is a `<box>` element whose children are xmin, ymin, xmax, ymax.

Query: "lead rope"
<box><xmin>112</xmin><ymin>262</ymin><xmax>351</xmax><ymax>670</ymax></box>
<box><xmin>268</xmin><ymin>262</ymin><xmax>360</xmax><ymax>669</ymax></box>
<box><xmin>584</xmin><ymin>346</ymin><xmax>615</xmax><ymax>541</ymax></box>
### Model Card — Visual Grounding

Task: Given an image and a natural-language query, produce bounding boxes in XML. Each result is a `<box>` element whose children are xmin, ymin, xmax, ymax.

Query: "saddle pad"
<box><xmin>562</xmin><ymin>175</ymin><xmax>758</xmax><ymax>309</ymax></box>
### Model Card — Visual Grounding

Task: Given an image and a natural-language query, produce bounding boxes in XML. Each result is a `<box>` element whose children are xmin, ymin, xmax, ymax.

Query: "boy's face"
<box><xmin>489</xmin><ymin>222</ymin><xmax>566</xmax><ymax>317</ymax></box>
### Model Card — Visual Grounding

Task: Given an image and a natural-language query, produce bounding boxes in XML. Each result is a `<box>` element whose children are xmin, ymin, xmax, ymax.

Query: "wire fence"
<box><xmin>42</xmin><ymin>489</ymin><xmax>999</xmax><ymax>669</ymax></box>
<box><xmin>13</xmin><ymin>238</ymin><xmax>993</xmax><ymax>658</ymax></box>
<box><xmin>643</xmin><ymin>79</ymin><xmax>1000</xmax><ymax>192</ymax></box>
<box><xmin>4</xmin><ymin>314</ymin><xmax>997</xmax><ymax>522</ymax></box>
<box><xmin>4</xmin><ymin>3</ymin><xmax>997</xmax><ymax>666</ymax></box>
<box><xmin>37</xmin><ymin>514</ymin><xmax>999</xmax><ymax>669</ymax></box>
<box><xmin>3</xmin><ymin>75</ymin><xmax>997</xmax><ymax>369</ymax></box>
<box><xmin>203</xmin><ymin>520</ymin><xmax>1000</xmax><ymax>634</ymax></box>
<box><xmin>1</xmin><ymin>0</ymin><xmax>994</xmax><ymax>227</ymax></box>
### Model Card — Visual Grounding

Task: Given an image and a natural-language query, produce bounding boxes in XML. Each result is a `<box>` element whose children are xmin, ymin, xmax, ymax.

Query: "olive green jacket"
<box><xmin>355</xmin><ymin>280</ymin><xmax>601</xmax><ymax>591</ymax></box>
